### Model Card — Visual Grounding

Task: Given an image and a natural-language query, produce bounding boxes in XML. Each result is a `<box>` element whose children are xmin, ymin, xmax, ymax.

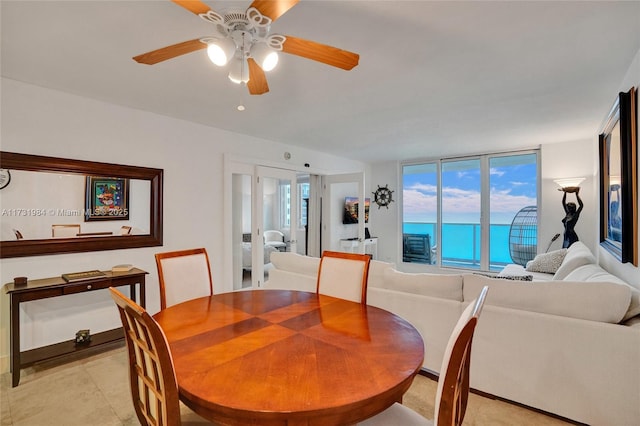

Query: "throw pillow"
<box><xmin>526</xmin><ymin>249</ymin><xmax>567</xmax><ymax>274</ymax></box>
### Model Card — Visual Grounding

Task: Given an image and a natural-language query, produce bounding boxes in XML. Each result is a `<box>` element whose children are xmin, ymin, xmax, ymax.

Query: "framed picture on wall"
<box><xmin>599</xmin><ymin>87</ymin><xmax>637</xmax><ymax>265</ymax></box>
<box><xmin>85</xmin><ymin>176</ymin><xmax>129</xmax><ymax>221</ymax></box>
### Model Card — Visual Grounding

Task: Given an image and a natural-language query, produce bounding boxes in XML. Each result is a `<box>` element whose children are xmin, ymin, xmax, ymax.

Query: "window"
<box><xmin>299</xmin><ymin>182</ymin><xmax>310</xmax><ymax>226</ymax></box>
<box><xmin>279</xmin><ymin>183</ymin><xmax>291</xmax><ymax>228</ymax></box>
<box><xmin>279</xmin><ymin>181</ymin><xmax>310</xmax><ymax>229</ymax></box>
<box><xmin>402</xmin><ymin>151</ymin><xmax>538</xmax><ymax>271</ymax></box>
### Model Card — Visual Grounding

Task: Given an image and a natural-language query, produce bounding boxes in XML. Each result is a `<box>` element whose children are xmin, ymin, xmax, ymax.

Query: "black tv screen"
<box><xmin>343</xmin><ymin>197</ymin><xmax>370</xmax><ymax>224</ymax></box>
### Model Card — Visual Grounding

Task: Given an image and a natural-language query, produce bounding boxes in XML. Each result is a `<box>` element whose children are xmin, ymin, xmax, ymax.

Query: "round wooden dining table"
<box><xmin>153</xmin><ymin>289</ymin><xmax>425</xmax><ymax>426</ymax></box>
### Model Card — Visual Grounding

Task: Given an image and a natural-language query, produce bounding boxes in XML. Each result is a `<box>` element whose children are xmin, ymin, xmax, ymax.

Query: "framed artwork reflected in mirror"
<box><xmin>599</xmin><ymin>87</ymin><xmax>637</xmax><ymax>265</ymax></box>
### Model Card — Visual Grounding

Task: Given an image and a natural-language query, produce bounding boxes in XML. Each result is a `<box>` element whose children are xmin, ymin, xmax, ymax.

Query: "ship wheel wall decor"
<box><xmin>373</xmin><ymin>185</ymin><xmax>394</xmax><ymax>209</ymax></box>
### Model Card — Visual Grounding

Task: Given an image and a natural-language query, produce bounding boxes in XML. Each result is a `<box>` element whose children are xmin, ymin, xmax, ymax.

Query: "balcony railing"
<box><xmin>403</xmin><ymin>222</ymin><xmax>523</xmax><ymax>271</ymax></box>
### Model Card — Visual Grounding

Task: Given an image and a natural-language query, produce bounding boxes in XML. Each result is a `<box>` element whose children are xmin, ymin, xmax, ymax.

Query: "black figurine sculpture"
<box><xmin>560</xmin><ymin>186</ymin><xmax>584</xmax><ymax>248</ymax></box>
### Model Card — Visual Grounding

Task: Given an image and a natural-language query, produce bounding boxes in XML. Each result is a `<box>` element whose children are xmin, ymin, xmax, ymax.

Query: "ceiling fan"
<box><xmin>133</xmin><ymin>0</ymin><xmax>360</xmax><ymax>95</ymax></box>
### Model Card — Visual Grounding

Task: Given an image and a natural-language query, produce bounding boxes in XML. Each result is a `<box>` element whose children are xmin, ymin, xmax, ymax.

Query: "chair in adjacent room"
<box><xmin>51</xmin><ymin>224</ymin><xmax>81</xmax><ymax>238</ymax></box>
<box><xmin>316</xmin><ymin>250</ymin><xmax>371</xmax><ymax>304</ymax></box>
<box><xmin>109</xmin><ymin>288</ymin><xmax>209</xmax><ymax>426</ymax></box>
<box><xmin>264</xmin><ymin>230</ymin><xmax>287</xmax><ymax>251</ymax></box>
<box><xmin>359</xmin><ymin>285</ymin><xmax>489</xmax><ymax>426</ymax></box>
<box><xmin>155</xmin><ymin>248</ymin><xmax>213</xmax><ymax>310</ymax></box>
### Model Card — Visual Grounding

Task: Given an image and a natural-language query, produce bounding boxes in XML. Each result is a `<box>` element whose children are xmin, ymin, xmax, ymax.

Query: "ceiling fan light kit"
<box><xmin>228</xmin><ymin>56</ymin><xmax>250</xmax><ymax>84</ymax></box>
<box><xmin>251</xmin><ymin>42</ymin><xmax>279</xmax><ymax>71</ymax></box>
<box><xmin>205</xmin><ymin>37</ymin><xmax>236</xmax><ymax>66</ymax></box>
<box><xmin>133</xmin><ymin>0</ymin><xmax>360</xmax><ymax>95</ymax></box>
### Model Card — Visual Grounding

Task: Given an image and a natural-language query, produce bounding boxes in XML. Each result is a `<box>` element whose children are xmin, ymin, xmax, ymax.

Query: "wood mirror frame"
<box><xmin>0</xmin><ymin>152</ymin><xmax>163</xmax><ymax>258</ymax></box>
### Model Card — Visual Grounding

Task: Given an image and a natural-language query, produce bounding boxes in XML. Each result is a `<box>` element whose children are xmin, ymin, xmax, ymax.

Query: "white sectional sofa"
<box><xmin>263</xmin><ymin>243</ymin><xmax>640</xmax><ymax>426</ymax></box>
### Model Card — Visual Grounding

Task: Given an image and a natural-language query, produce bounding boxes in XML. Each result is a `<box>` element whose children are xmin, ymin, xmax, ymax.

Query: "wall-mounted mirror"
<box><xmin>0</xmin><ymin>152</ymin><xmax>163</xmax><ymax>258</ymax></box>
<box><xmin>598</xmin><ymin>87</ymin><xmax>637</xmax><ymax>266</ymax></box>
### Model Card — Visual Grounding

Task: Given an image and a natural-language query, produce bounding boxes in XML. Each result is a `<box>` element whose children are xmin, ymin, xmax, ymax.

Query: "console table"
<box><xmin>4</xmin><ymin>268</ymin><xmax>147</xmax><ymax>387</ymax></box>
<box><xmin>340</xmin><ymin>237</ymin><xmax>378</xmax><ymax>259</ymax></box>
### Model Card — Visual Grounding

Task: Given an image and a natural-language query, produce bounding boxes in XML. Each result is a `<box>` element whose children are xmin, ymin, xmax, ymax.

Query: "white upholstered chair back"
<box><xmin>316</xmin><ymin>251</ymin><xmax>370</xmax><ymax>304</ymax></box>
<box><xmin>52</xmin><ymin>224</ymin><xmax>81</xmax><ymax>237</ymax></box>
<box><xmin>155</xmin><ymin>248</ymin><xmax>213</xmax><ymax>310</ymax></box>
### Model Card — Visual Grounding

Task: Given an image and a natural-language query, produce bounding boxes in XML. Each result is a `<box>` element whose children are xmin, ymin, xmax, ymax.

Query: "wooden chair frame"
<box><xmin>316</xmin><ymin>250</ymin><xmax>371</xmax><ymax>304</ymax></box>
<box><xmin>109</xmin><ymin>287</ymin><xmax>182</xmax><ymax>426</ymax></box>
<box><xmin>155</xmin><ymin>248</ymin><xmax>213</xmax><ymax>310</ymax></box>
<box><xmin>435</xmin><ymin>286</ymin><xmax>488</xmax><ymax>426</ymax></box>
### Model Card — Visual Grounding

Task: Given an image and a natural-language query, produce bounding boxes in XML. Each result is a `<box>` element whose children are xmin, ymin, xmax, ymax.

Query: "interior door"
<box><xmin>321</xmin><ymin>172</ymin><xmax>366</xmax><ymax>254</ymax></box>
<box><xmin>255</xmin><ymin>166</ymin><xmax>298</xmax><ymax>288</ymax></box>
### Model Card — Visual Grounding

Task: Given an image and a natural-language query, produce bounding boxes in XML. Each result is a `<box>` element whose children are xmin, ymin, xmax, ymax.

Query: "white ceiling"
<box><xmin>2</xmin><ymin>1</ymin><xmax>639</xmax><ymax>163</ymax></box>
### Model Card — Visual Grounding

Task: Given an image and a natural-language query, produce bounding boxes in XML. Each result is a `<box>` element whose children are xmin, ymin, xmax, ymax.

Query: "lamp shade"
<box><xmin>207</xmin><ymin>37</ymin><xmax>236</xmax><ymax>66</ymax></box>
<box><xmin>553</xmin><ymin>177</ymin><xmax>585</xmax><ymax>189</ymax></box>
<box><xmin>228</xmin><ymin>57</ymin><xmax>249</xmax><ymax>84</ymax></box>
<box><xmin>251</xmin><ymin>42</ymin><xmax>278</xmax><ymax>71</ymax></box>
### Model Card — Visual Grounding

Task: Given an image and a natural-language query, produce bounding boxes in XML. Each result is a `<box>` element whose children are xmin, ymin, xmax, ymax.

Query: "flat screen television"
<box><xmin>343</xmin><ymin>197</ymin><xmax>370</xmax><ymax>224</ymax></box>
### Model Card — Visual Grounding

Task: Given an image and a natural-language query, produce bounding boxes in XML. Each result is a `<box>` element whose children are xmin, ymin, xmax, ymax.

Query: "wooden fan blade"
<box><xmin>133</xmin><ymin>39</ymin><xmax>206</xmax><ymax>65</ymax></box>
<box><xmin>171</xmin><ymin>0</ymin><xmax>211</xmax><ymax>15</ymax></box>
<box><xmin>247</xmin><ymin>58</ymin><xmax>269</xmax><ymax>95</ymax></box>
<box><xmin>282</xmin><ymin>36</ymin><xmax>359</xmax><ymax>70</ymax></box>
<box><xmin>248</xmin><ymin>0</ymin><xmax>299</xmax><ymax>22</ymax></box>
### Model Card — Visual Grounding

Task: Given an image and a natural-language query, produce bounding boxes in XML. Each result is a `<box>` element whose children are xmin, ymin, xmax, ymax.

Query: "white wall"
<box><xmin>540</xmin><ymin>139</ymin><xmax>597</xmax><ymax>254</ymax></box>
<box><xmin>367</xmin><ymin>163</ymin><xmax>399</xmax><ymax>264</ymax></box>
<box><xmin>0</xmin><ymin>78</ymin><xmax>365</xmax><ymax>372</ymax></box>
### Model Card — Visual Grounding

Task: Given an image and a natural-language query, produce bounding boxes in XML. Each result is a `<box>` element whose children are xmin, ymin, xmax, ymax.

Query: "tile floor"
<box><xmin>1</xmin><ymin>345</ymin><xmax>572</xmax><ymax>425</ymax></box>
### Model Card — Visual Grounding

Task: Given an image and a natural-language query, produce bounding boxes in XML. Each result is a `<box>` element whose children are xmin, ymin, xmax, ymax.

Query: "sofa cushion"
<box><xmin>382</xmin><ymin>269</ymin><xmax>463</xmax><ymax>301</ymax></box>
<box><xmin>270</xmin><ymin>252</ymin><xmax>320</xmax><ymax>277</ymax></box>
<box><xmin>564</xmin><ymin>264</ymin><xmax>640</xmax><ymax>321</ymax></box>
<box><xmin>368</xmin><ymin>260</ymin><xmax>395</xmax><ymax>289</ymax></box>
<box><xmin>552</xmin><ymin>241</ymin><xmax>596</xmax><ymax>280</ymax></box>
<box><xmin>463</xmin><ymin>273</ymin><xmax>631</xmax><ymax>323</ymax></box>
<box><xmin>526</xmin><ymin>249</ymin><xmax>567</xmax><ymax>274</ymax></box>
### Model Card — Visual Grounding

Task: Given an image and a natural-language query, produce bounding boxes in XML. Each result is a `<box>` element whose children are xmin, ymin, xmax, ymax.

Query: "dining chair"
<box><xmin>155</xmin><ymin>248</ymin><xmax>213</xmax><ymax>310</ymax></box>
<box><xmin>108</xmin><ymin>288</ymin><xmax>209</xmax><ymax>425</ymax></box>
<box><xmin>51</xmin><ymin>224</ymin><xmax>81</xmax><ymax>238</ymax></box>
<box><xmin>316</xmin><ymin>250</ymin><xmax>371</xmax><ymax>304</ymax></box>
<box><xmin>359</xmin><ymin>285</ymin><xmax>489</xmax><ymax>426</ymax></box>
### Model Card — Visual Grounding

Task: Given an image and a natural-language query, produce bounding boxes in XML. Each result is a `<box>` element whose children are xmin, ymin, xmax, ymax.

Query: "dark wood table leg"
<box><xmin>10</xmin><ymin>294</ymin><xmax>21</xmax><ymax>387</ymax></box>
<box><xmin>129</xmin><ymin>279</ymin><xmax>146</xmax><ymax>308</ymax></box>
<box><xmin>139</xmin><ymin>278</ymin><xmax>146</xmax><ymax>308</ymax></box>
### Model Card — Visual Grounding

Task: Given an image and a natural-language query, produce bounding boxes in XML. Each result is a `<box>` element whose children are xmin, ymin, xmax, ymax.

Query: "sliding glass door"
<box><xmin>402</xmin><ymin>150</ymin><xmax>538</xmax><ymax>271</ymax></box>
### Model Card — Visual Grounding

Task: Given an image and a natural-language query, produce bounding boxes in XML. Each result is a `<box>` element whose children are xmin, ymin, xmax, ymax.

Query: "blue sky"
<box><xmin>403</xmin><ymin>155</ymin><xmax>537</xmax><ymax>224</ymax></box>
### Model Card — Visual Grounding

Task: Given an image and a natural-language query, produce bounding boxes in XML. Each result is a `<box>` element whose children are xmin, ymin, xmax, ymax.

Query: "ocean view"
<box><xmin>403</xmin><ymin>222</ymin><xmax>535</xmax><ymax>269</ymax></box>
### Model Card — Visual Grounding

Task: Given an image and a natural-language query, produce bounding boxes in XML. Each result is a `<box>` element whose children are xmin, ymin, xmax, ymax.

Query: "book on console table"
<box><xmin>111</xmin><ymin>264</ymin><xmax>134</xmax><ymax>272</ymax></box>
<box><xmin>61</xmin><ymin>270</ymin><xmax>106</xmax><ymax>282</ymax></box>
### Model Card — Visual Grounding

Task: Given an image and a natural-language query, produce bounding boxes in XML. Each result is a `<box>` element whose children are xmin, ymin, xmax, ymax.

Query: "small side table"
<box><xmin>4</xmin><ymin>268</ymin><xmax>147</xmax><ymax>387</ymax></box>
